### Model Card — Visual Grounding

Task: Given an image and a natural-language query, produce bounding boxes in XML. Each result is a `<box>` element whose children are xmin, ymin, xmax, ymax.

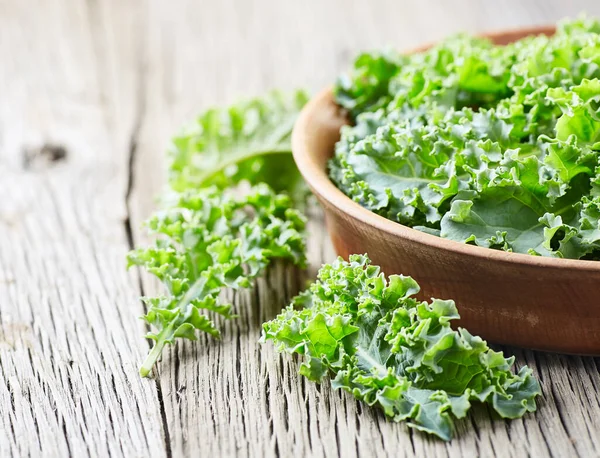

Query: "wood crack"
<box><xmin>121</xmin><ymin>7</ymin><xmax>172</xmax><ymax>457</ymax></box>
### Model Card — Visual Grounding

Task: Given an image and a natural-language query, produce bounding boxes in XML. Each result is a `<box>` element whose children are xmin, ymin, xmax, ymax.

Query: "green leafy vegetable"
<box><xmin>262</xmin><ymin>255</ymin><xmax>541</xmax><ymax>440</ymax></box>
<box><xmin>129</xmin><ymin>186</ymin><xmax>306</xmax><ymax>377</ymax></box>
<box><xmin>331</xmin><ymin>16</ymin><xmax>600</xmax><ymax>258</ymax></box>
<box><xmin>129</xmin><ymin>91</ymin><xmax>308</xmax><ymax>376</ymax></box>
<box><xmin>170</xmin><ymin>90</ymin><xmax>309</xmax><ymax>201</ymax></box>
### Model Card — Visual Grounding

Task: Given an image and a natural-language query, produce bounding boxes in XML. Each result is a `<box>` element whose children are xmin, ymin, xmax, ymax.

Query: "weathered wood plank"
<box><xmin>0</xmin><ymin>1</ymin><xmax>166</xmax><ymax>457</ymax></box>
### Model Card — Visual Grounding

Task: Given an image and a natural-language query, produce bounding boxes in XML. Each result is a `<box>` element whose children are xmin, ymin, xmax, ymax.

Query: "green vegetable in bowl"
<box><xmin>262</xmin><ymin>254</ymin><xmax>541</xmax><ymax>440</ymax></box>
<box><xmin>331</xmin><ymin>16</ymin><xmax>600</xmax><ymax>259</ymax></box>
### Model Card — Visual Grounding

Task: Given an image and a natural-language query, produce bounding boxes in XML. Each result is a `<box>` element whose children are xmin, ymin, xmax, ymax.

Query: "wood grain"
<box><xmin>2</xmin><ymin>0</ymin><xmax>600</xmax><ymax>457</ymax></box>
<box><xmin>0</xmin><ymin>1</ymin><xmax>167</xmax><ymax>457</ymax></box>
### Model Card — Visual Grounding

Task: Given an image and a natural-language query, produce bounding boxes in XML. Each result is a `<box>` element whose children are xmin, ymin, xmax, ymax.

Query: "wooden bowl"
<box><xmin>292</xmin><ymin>26</ymin><xmax>600</xmax><ymax>355</ymax></box>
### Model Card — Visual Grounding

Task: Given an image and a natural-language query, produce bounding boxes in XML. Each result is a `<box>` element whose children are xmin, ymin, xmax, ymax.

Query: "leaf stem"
<box><xmin>140</xmin><ymin>324</ymin><xmax>173</xmax><ymax>377</ymax></box>
<box><xmin>139</xmin><ymin>277</ymin><xmax>210</xmax><ymax>377</ymax></box>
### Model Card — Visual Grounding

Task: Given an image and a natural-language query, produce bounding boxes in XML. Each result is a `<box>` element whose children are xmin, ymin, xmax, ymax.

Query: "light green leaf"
<box><xmin>262</xmin><ymin>255</ymin><xmax>541</xmax><ymax>441</ymax></box>
<box><xmin>129</xmin><ymin>185</ymin><xmax>306</xmax><ymax>377</ymax></box>
<box><xmin>169</xmin><ymin>90</ymin><xmax>309</xmax><ymax>200</ymax></box>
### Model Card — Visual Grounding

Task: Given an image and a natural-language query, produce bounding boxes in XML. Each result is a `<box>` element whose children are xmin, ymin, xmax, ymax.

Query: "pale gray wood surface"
<box><xmin>2</xmin><ymin>1</ymin><xmax>600</xmax><ymax>457</ymax></box>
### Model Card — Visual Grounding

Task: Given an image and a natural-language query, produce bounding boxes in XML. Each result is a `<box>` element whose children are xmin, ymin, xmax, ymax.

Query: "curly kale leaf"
<box><xmin>129</xmin><ymin>91</ymin><xmax>309</xmax><ymax>376</ymax></box>
<box><xmin>262</xmin><ymin>255</ymin><xmax>541</xmax><ymax>440</ymax></box>
<box><xmin>170</xmin><ymin>90</ymin><xmax>309</xmax><ymax>200</ymax></box>
<box><xmin>335</xmin><ymin>52</ymin><xmax>405</xmax><ymax>118</ymax></box>
<box><xmin>331</xmin><ymin>16</ymin><xmax>600</xmax><ymax>259</ymax></box>
<box><xmin>129</xmin><ymin>186</ymin><xmax>306</xmax><ymax>376</ymax></box>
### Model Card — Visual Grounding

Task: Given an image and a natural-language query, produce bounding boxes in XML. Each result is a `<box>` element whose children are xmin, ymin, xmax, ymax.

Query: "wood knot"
<box><xmin>22</xmin><ymin>143</ymin><xmax>68</xmax><ymax>170</ymax></box>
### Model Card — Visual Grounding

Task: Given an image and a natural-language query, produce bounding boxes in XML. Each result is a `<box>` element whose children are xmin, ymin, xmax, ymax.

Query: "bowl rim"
<box><xmin>292</xmin><ymin>24</ymin><xmax>600</xmax><ymax>272</ymax></box>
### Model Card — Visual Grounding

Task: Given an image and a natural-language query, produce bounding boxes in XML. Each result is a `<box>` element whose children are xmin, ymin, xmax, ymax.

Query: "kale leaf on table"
<box><xmin>128</xmin><ymin>91</ymin><xmax>309</xmax><ymax>376</ymax></box>
<box><xmin>262</xmin><ymin>254</ymin><xmax>541</xmax><ymax>440</ymax></box>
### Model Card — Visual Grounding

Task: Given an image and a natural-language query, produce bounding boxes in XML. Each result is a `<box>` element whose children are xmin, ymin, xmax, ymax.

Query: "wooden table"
<box><xmin>2</xmin><ymin>1</ymin><xmax>600</xmax><ymax>457</ymax></box>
